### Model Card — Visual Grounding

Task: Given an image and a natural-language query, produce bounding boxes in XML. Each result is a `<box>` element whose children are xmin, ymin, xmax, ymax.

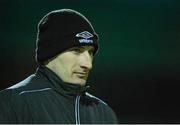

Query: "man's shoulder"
<box><xmin>0</xmin><ymin>75</ymin><xmax>33</xmax><ymax>97</ymax></box>
<box><xmin>8</xmin><ymin>75</ymin><xmax>35</xmax><ymax>89</ymax></box>
<box><xmin>0</xmin><ymin>74</ymin><xmax>49</xmax><ymax>97</ymax></box>
<box><xmin>8</xmin><ymin>74</ymin><xmax>40</xmax><ymax>92</ymax></box>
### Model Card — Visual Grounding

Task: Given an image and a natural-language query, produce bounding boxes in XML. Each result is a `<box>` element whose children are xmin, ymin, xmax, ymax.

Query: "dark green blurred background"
<box><xmin>0</xmin><ymin>0</ymin><xmax>180</xmax><ymax>123</ymax></box>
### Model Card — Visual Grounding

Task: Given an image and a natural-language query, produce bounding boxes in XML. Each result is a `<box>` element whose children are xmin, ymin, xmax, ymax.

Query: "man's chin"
<box><xmin>71</xmin><ymin>75</ymin><xmax>87</xmax><ymax>85</ymax></box>
<box><xmin>72</xmin><ymin>78</ymin><xmax>87</xmax><ymax>86</ymax></box>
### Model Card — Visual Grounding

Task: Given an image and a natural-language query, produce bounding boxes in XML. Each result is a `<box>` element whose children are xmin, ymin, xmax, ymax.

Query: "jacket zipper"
<box><xmin>75</xmin><ymin>95</ymin><xmax>81</xmax><ymax>125</ymax></box>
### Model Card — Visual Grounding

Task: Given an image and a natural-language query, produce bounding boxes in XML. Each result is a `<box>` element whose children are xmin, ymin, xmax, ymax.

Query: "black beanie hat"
<box><xmin>35</xmin><ymin>9</ymin><xmax>99</xmax><ymax>63</ymax></box>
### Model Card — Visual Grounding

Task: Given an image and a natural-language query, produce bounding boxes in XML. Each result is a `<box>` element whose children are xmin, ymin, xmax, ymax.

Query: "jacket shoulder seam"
<box><xmin>18</xmin><ymin>87</ymin><xmax>52</xmax><ymax>95</ymax></box>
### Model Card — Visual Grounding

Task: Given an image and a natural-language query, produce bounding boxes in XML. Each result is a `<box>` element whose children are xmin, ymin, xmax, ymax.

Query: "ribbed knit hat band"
<box><xmin>35</xmin><ymin>9</ymin><xmax>99</xmax><ymax>63</ymax></box>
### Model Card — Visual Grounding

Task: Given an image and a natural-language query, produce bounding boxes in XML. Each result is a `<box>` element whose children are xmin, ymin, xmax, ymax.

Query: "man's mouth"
<box><xmin>74</xmin><ymin>72</ymin><xmax>88</xmax><ymax>77</ymax></box>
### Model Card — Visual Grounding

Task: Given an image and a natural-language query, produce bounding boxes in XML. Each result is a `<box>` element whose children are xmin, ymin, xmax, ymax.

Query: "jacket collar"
<box><xmin>36</xmin><ymin>65</ymin><xmax>89</xmax><ymax>96</ymax></box>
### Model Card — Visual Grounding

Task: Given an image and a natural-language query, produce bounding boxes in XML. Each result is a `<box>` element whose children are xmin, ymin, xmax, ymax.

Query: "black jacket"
<box><xmin>0</xmin><ymin>66</ymin><xmax>118</xmax><ymax>124</ymax></box>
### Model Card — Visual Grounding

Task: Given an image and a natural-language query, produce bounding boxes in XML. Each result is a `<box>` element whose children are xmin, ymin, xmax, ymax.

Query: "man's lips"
<box><xmin>74</xmin><ymin>72</ymin><xmax>88</xmax><ymax>76</ymax></box>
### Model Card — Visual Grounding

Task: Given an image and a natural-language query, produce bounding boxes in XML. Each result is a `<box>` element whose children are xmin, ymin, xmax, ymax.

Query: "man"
<box><xmin>0</xmin><ymin>9</ymin><xmax>118</xmax><ymax>124</ymax></box>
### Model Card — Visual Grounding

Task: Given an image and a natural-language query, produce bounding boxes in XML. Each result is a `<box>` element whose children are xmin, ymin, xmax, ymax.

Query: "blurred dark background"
<box><xmin>0</xmin><ymin>0</ymin><xmax>180</xmax><ymax>123</ymax></box>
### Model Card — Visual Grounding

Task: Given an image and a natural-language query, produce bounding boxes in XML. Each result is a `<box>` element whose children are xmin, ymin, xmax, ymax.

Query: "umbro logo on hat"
<box><xmin>76</xmin><ymin>31</ymin><xmax>93</xmax><ymax>39</ymax></box>
<box><xmin>76</xmin><ymin>31</ymin><xmax>94</xmax><ymax>43</ymax></box>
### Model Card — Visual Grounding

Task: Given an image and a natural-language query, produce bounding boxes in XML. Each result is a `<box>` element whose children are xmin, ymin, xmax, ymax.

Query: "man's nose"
<box><xmin>79</xmin><ymin>51</ymin><xmax>92</xmax><ymax>70</ymax></box>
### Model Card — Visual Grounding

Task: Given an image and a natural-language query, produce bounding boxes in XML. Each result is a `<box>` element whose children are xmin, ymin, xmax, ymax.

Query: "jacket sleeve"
<box><xmin>0</xmin><ymin>89</ymin><xmax>17</xmax><ymax>123</ymax></box>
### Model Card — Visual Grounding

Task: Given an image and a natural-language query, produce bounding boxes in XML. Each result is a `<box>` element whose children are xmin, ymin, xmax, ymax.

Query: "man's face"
<box><xmin>46</xmin><ymin>45</ymin><xmax>94</xmax><ymax>86</ymax></box>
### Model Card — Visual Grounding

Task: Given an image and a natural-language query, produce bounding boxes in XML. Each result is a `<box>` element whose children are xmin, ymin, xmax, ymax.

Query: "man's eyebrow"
<box><xmin>69</xmin><ymin>47</ymin><xmax>81</xmax><ymax>50</ymax></box>
<box><xmin>70</xmin><ymin>46</ymin><xmax>94</xmax><ymax>51</ymax></box>
<box><xmin>73</xmin><ymin>46</ymin><xmax>83</xmax><ymax>49</ymax></box>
